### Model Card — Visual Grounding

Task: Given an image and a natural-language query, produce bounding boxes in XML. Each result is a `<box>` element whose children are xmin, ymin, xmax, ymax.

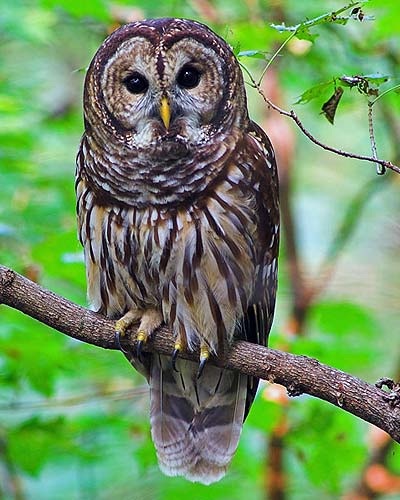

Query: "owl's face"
<box><xmin>84</xmin><ymin>19</ymin><xmax>248</xmax><ymax>158</ymax></box>
<box><xmin>102</xmin><ymin>36</ymin><xmax>225</xmax><ymax>146</ymax></box>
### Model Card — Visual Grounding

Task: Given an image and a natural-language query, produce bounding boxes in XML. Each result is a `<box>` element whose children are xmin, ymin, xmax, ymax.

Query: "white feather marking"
<box><xmin>150</xmin><ymin>208</ymin><xmax>158</xmax><ymax>225</ymax></box>
<box><xmin>227</xmin><ymin>167</ymin><xmax>244</xmax><ymax>184</ymax></box>
<box><xmin>176</xmin><ymin>215</ymin><xmax>183</xmax><ymax>231</ymax></box>
<box><xmin>269</xmin><ymin>233</ymin><xmax>275</xmax><ymax>248</ymax></box>
<box><xmin>141</xmin><ymin>209</ymin><xmax>149</xmax><ymax>226</ymax></box>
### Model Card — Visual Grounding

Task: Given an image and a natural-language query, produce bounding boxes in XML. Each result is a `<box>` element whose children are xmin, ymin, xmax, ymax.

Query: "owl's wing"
<box><xmin>239</xmin><ymin>120</ymin><xmax>280</xmax><ymax>419</ymax></box>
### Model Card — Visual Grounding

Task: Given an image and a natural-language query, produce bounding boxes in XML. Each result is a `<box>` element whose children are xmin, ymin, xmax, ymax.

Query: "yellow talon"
<box><xmin>200</xmin><ymin>345</ymin><xmax>210</xmax><ymax>361</ymax></box>
<box><xmin>115</xmin><ymin>319</ymin><xmax>126</xmax><ymax>336</ymax></box>
<box><xmin>137</xmin><ymin>330</ymin><xmax>148</xmax><ymax>343</ymax></box>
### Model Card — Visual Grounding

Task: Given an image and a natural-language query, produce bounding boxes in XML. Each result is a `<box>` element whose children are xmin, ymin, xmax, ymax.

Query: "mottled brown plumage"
<box><xmin>76</xmin><ymin>18</ymin><xmax>279</xmax><ymax>484</ymax></box>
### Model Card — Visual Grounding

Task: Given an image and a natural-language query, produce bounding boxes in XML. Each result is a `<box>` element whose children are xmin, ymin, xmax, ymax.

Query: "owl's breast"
<box><xmin>77</xmin><ymin>160</ymin><xmax>262</xmax><ymax>353</ymax></box>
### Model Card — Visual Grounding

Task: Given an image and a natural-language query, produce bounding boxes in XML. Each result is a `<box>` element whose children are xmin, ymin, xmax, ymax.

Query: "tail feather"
<box><xmin>149</xmin><ymin>354</ymin><xmax>247</xmax><ymax>484</ymax></box>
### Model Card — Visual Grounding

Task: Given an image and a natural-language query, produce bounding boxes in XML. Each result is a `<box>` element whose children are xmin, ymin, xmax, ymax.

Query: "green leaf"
<box><xmin>40</xmin><ymin>0</ymin><xmax>109</xmax><ymax>21</ymax></box>
<box><xmin>296</xmin><ymin>80</ymin><xmax>334</xmax><ymax>104</ymax></box>
<box><xmin>311</xmin><ymin>301</ymin><xmax>377</xmax><ymax>337</ymax></box>
<box><xmin>295</xmin><ymin>28</ymin><xmax>319</xmax><ymax>42</ymax></box>
<box><xmin>362</xmin><ymin>73</ymin><xmax>390</xmax><ymax>85</ymax></box>
<box><xmin>245</xmin><ymin>389</ymin><xmax>285</xmax><ymax>432</ymax></box>
<box><xmin>292</xmin><ymin>301</ymin><xmax>379</xmax><ymax>374</ymax></box>
<box><xmin>0</xmin><ymin>315</ymin><xmax>73</xmax><ymax>396</ymax></box>
<box><xmin>288</xmin><ymin>400</ymin><xmax>367</xmax><ymax>493</ymax></box>
<box><xmin>7</xmin><ymin>417</ymin><xmax>71</xmax><ymax>476</ymax></box>
<box><xmin>237</xmin><ymin>50</ymin><xmax>269</xmax><ymax>59</ymax></box>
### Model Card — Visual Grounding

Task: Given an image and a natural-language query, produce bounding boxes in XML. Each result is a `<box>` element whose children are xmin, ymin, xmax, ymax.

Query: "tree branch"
<box><xmin>242</xmin><ymin>70</ymin><xmax>400</xmax><ymax>175</ymax></box>
<box><xmin>1</xmin><ymin>265</ymin><xmax>399</xmax><ymax>443</ymax></box>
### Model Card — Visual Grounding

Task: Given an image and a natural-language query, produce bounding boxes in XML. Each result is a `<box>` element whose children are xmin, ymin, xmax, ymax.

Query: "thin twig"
<box><xmin>370</xmin><ymin>83</ymin><xmax>400</xmax><ymax>105</ymax></box>
<box><xmin>257</xmin><ymin>31</ymin><xmax>296</xmax><ymax>86</ymax></box>
<box><xmin>247</xmin><ymin>75</ymin><xmax>400</xmax><ymax>175</ymax></box>
<box><xmin>368</xmin><ymin>101</ymin><xmax>385</xmax><ymax>175</ymax></box>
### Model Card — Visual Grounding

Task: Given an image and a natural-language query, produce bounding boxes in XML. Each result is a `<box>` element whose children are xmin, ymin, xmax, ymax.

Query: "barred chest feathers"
<box><xmin>76</xmin><ymin>161</ymin><xmax>258</xmax><ymax>355</ymax></box>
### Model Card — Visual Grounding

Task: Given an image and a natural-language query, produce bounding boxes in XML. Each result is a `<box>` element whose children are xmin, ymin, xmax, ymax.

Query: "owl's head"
<box><xmin>83</xmin><ymin>18</ymin><xmax>248</xmax><ymax>158</ymax></box>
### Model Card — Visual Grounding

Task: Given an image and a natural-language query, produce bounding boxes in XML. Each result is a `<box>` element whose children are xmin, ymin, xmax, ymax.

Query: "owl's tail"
<box><xmin>149</xmin><ymin>353</ymin><xmax>247</xmax><ymax>485</ymax></box>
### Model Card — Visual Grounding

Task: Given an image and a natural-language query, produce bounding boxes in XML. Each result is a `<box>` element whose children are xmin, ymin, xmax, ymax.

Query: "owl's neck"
<box><xmin>78</xmin><ymin>127</ymin><xmax>243</xmax><ymax>208</ymax></box>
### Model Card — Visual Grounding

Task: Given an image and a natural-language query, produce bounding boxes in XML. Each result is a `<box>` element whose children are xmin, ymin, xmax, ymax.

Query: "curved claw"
<box><xmin>197</xmin><ymin>357</ymin><xmax>208</xmax><ymax>379</ymax></box>
<box><xmin>171</xmin><ymin>347</ymin><xmax>180</xmax><ymax>372</ymax></box>
<box><xmin>197</xmin><ymin>346</ymin><xmax>210</xmax><ymax>379</ymax></box>
<box><xmin>136</xmin><ymin>339</ymin><xmax>143</xmax><ymax>360</ymax></box>
<box><xmin>136</xmin><ymin>330</ymin><xmax>148</xmax><ymax>362</ymax></box>
<box><xmin>115</xmin><ymin>314</ymin><xmax>138</xmax><ymax>354</ymax></box>
<box><xmin>115</xmin><ymin>330</ymin><xmax>129</xmax><ymax>354</ymax></box>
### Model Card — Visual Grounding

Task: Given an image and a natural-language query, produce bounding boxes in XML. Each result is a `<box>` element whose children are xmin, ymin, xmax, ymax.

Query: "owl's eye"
<box><xmin>123</xmin><ymin>72</ymin><xmax>149</xmax><ymax>94</ymax></box>
<box><xmin>177</xmin><ymin>65</ymin><xmax>201</xmax><ymax>89</ymax></box>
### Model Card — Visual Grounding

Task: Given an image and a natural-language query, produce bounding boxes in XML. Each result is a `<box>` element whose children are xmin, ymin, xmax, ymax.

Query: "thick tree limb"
<box><xmin>0</xmin><ymin>265</ymin><xmax>399</xmax><ymax>443</ymax></box>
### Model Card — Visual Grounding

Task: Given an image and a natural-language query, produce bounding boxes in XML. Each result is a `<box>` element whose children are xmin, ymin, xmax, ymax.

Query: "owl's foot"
<box><xmin>171</xmin><ymin>341</ymin><xmax>210</xmax><ymax>377</ymax></box>
<box><xmin>197</xmin><ymin>345</ymin><xmax>210</xmax><ymax>379</ymax></box>
<box><xmin>136</xmin><ymin>309</ymin><xmax>163</xmax><ymax>359</ymax></box>
<box><xmin>115</xmin><ymin>310</ymin><xmax>142</xmax><ymax>353</ymax></box>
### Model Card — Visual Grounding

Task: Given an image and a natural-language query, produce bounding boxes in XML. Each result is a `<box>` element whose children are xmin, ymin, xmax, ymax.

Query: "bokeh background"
<box><xmin>1</xmin><ymin>0</ymin><xmax>399</xmax><ymax>498</ymax></box>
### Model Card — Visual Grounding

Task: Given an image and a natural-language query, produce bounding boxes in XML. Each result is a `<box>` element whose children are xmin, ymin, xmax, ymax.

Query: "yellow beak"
<box><xmin>160</xmin><ymin>96</ymin><xmax>171</xmax><ymax>130</ymax></box>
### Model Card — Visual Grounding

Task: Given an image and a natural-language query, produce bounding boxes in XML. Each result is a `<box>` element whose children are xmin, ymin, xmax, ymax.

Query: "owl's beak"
<box><xmin>160</xmin><ymin>97</ymin><xmax>171</xmax><ymax>130</ymax></box>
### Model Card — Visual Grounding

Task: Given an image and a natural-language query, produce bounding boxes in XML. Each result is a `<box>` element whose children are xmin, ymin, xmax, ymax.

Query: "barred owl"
<box><xmin>76</xmin><ymin>18</ymin><xmax>279</xmax><ymax>484</ymax></box>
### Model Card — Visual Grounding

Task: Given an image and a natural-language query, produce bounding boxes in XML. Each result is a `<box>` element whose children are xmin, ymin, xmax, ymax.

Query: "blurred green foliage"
<box><xmin>1</xmin><ymin>0</ymin><xmax>399</xmax><ymax>498</ymax></box>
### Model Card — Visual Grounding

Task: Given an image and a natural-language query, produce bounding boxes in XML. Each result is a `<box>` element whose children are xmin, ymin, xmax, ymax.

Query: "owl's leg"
<box><xmin>136</xmin><ymin>308</ymin><xmax>163</xmax><ymax>358</ymax></box>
